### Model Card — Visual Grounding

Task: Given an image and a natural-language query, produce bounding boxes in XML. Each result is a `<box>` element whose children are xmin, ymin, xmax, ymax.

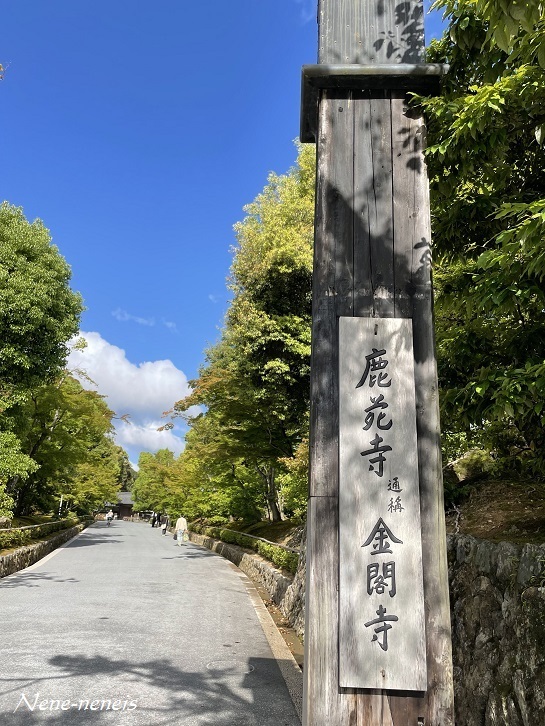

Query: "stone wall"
<box><xmin>279</xmin><ymin>526</ymin><xmax>306</xmax><ymax>638</ymax></box>
<box><xmin>189</xmin><ymin>533</ymin><xmax>293</xmax><ymax>607</ymax></box>
<box><xmin>0</xmin><ymin>523</ymin><xmax>88</xmax><ymax>578</ymax></box>
<box><xmin>448</xmin><ymin>534</ymin><xmax>545</xmax><ymax>726</ymax></box>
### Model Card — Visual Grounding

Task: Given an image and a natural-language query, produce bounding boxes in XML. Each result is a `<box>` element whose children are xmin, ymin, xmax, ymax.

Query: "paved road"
<box><xmin>0</xmin><ymin>521</ymin><xmax>301</xmax><ymax>725</ymax></box>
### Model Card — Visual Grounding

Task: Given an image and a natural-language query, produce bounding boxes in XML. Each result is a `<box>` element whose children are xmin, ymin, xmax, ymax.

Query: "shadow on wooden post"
<box><xmin>303</xmin><ymin>2</ymin><xmax>454</xmax><ymax>723</ymax></box>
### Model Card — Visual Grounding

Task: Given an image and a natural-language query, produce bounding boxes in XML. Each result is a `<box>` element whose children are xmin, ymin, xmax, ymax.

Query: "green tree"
<box><xmin>67</xmin><ymin>436</ymin><xmax>122</xmax><ymax>515</ymax></box>
<box><xmin>0</xmin><ymin>203</ymin><xmax>83</xmax><ymax>514</ymax></box>
<box><xmin>0</xmin><ymin>432</ymin><xmax>37</xmax><ymax>517</ymax></box>
<box><xmin>171</xmin><ymin>144</ymin><xmax>315</xmax><ymax>521</ymax></box>
<box><xmin>0</xmin><ymin>203</ymin><xmax>82</xmax><ymax>401</ymax></box>
<box><xmin>132</xmin><ymin>449</ymin><xmax>187</xmax><ymax>516</ymax></box>
<box><xmin>6</xmin><ymin>374</ymin><xmax>119</xmax><ymax>515</ymax></box>
<box><xmin>177</xmin><ymin>405</ymin><xmax>273</xmax><ymax>523</ymax></box>
<box><xmin>420</xmin><ymin>1</ymin><xmax>545</xmax><ymax>476</ymax></box>
<box><xmin>115</xmin><ymin>446</ymin><xmax>136</xmax><ymax>491</ymax></box>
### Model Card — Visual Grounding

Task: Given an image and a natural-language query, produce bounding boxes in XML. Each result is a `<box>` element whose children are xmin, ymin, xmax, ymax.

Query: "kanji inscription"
<box><xmin>339</xmin><ymin>317</ymin><xmax>427</xmax><ymax>691</ymax></box>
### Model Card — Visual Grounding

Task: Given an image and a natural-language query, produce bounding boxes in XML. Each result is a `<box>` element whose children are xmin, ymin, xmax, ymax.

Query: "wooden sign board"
<box><xmin>339</xmin><ymin>316</ymin><xmax>427</xmax><ymax>691</ymax></box>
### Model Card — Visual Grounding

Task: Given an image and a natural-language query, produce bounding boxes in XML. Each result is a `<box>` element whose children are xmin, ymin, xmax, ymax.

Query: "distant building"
<box><xmin>117</xmin><ymin>491</ymin><xmax>134</xmax><ymax>520</ymax></box>
<box><xmin>103</xmin><ymin>491</ymin><xmax>134</xmax><ymax>520</ymax></box>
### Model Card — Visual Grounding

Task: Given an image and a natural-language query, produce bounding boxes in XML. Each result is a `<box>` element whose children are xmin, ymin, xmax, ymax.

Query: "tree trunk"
<box><xmin>258</xmin><ymin>464</ymin><xmax>282</xmax><ymax>522</ymax></box>
<box><xmin>267</xmin><ymin>471</ymin><xmax>282</xmax><ymax>522</ymax></box>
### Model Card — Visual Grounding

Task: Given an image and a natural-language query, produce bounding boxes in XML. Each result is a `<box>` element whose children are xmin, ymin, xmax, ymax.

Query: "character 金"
<box><xmin>361</xmin><ymin>518</ymin><xmax>403</xmax><ymax>555</ymax></box>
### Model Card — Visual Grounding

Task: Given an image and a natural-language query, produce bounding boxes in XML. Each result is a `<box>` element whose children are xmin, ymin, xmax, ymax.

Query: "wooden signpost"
<box><xmin>339</xmin><ymin>317</ymin><xmax>426</xmax><ymax>692</ymax></box>
<box><xmin>301</xmin><ymin>1</ymin><xmax>454</xmax><ymax>724</ymax></box>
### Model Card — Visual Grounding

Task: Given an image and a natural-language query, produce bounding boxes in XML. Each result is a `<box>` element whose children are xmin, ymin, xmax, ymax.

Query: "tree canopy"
<box><xmin>160</xmin><ymin>145</ymin><xmax>315</xmax><ymax>522</ymax></box>
<box><xmin>420</xmin><ymin>1</ymin><xmax>545</xmax><ymax>479</ymax></box>
<box><xmin>0</xmin><ymin>204</ymin><xmax>129</xmax><ymax>517</ymax></box>
<box><xmin>137</xmin><ymin>3</ymin><xmax>545</xmax><ymax>523</ymax></box>
<box><xmin>168</xmin><ymin>4</ymin><xmax>545</xmax><ymax>522</ymax></box>
<box><xmin>0</xmin><ymin>203</ymin><xmax>82</xmax><ymax>398</ymax></box>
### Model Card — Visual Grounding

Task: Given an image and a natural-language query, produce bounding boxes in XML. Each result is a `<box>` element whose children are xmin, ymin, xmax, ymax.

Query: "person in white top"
<box><xmin>174</xmin><ymin>515</ymin><xmax>188</xmax><ymax>546</ymax></box>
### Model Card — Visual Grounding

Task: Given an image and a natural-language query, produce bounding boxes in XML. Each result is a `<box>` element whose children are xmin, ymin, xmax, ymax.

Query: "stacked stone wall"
<box><xmin>448</xmin><ymin>535</ymin><xmax>545</xmax><ymax>726</ymax></box>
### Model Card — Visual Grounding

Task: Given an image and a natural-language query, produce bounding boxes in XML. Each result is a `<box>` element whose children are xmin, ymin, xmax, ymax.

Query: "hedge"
<box><xmin>0</xmin><ymin>517</ymin><xmax>81</xmax><ymax>551</ymax></box>
<box><xmin>190</xmin><ymin>523</ymin><xmax>300</xmax><ymax>575</ymax></box>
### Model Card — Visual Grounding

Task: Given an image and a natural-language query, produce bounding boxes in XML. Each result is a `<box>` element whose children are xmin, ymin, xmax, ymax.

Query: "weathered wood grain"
<box><xmin>391</xmin><ymin>91</ymin><xmax>455</xmax><ymax>723</ymax></box>
<box><xmin>305</xmin><ymin>1</ymin><xmax>454</xmax><ymax>723</ymax></box>
<box><xmin>319</xmin><ymin>0</ymin><xmax>425</xmax><ymax>65</ymax></box>
<box><xmin>352</xmin><ymin>89</ymin><xmax>373</xmax><ymax>316</ymax></box>
<box><xmin>308</xmin><ymin>94</ymin><xmax>342</xmax><ymax>500</ymax></box>
<box><xmin>303</xmin><ymin>496</ymin><xmax>355</xmax><ymax>724</ymax></box>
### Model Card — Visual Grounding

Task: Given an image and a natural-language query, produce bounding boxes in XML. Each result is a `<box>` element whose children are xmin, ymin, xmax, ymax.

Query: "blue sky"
<box><xmin>0</xmin><ymin>1</ymin><xmax>445</xmax><ymax>466</ymax></box>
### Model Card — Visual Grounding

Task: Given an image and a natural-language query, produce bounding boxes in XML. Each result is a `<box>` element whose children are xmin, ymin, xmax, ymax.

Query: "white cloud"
<box><xmin>116</xmin><ymin>420</ymin><xmax>186</xmax><ymax>457</ymax></box>
<box><xmin>294</xmin><ymin>0</ymin><xmax>315</xmax><ymax>24</ymax></box>
<box><xmin>112</xmin><ymin>307</ymin><xmax>155</xmax><ymax>326</ymax></box>
<box><xmin>68</xmin><ymin>331</ymin><xmax>190</xmax><ymax>459</ymax></box>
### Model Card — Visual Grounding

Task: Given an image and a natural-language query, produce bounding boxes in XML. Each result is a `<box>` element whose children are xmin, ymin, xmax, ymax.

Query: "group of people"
<box><xmin>150</xmin><ymin>511</ymin><xmax>169</xmax><ymax>534</ymax></box>
<box><xmin>150</xmin><ymin>511</ymin><xmax>189</xmax><ymax>545</ymax></box>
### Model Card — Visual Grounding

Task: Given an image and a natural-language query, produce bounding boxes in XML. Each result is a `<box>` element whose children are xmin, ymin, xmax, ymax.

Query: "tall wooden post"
<box><xmin>301</xmin><ymin>1</ymin><xmax>454</xmax><ymax>724</ymax></box>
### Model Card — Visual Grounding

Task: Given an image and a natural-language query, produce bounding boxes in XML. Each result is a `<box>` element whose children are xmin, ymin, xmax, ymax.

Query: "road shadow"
<box><xmin>1</xmin><ymin>653</ymin><xmax>300</xmax><ymax>725</ymax></box>
<box><xmin>0</xmin><ymin>572</ymin><xmax>80</xmax><ymax>589</ymax></box>
<box><xmin>161</xmin><ymin>547</ymin><xmax>216</xmax><ymax>560</ymax></box>
<box><xmin>64</xmin><ymin>538</ymin><xmax>123</xmax><ymax>547</ymax></box>
<box><xmin>64</xmin><ymin>530</ymin><xmax>124</xmax><ymax>548</ymax></box>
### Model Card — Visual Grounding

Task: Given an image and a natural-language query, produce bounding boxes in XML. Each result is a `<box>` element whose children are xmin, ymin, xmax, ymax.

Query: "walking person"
<box><xmin>161</xmin><ymin>515</ymin><xmax>169</xmax><ymax>536</ymax></box>
<box><xmin>174</xmin><ymin>514</ymin><xmax>188</xmax><ymax>546</ymax></box>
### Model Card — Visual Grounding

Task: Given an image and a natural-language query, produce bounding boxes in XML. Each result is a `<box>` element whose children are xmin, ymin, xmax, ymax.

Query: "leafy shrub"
<box><xmin>0</xmin><ymin>517</ymin><xmax>80</xmax><ymax>552</ymax></box>
<box><xmin>193</xmin><ymin>524</ymin><xmax>299</xmax><ymax>575</ymax></box>
<box><xmin>0</xmin><ymin>529</ymin><xmax>32</xmax><ymax>549</ymax></box>
<box><xmin>256</xmin><ymin>542</ymin><xmax>299</xmax><ymax>574</ymax></box>
<box><xmin>206</xmin><ymin>515</ymin><xmax>230</xmax><ymax>526</ymax></box>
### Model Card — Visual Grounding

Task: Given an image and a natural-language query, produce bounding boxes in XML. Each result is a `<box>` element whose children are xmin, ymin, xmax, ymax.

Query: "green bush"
<box><xmin>194</xmin><ymin>524</ymin><xmax>299</xmax><ymax>575</ymax></box>
<box><xmin>0</xmin><ymin>517</ymin><xmax>80</xmax><ymax>552</ymax></box>
<box><xmin>206</xmin><ymin>515</ymin><xmax>230</xmax><ymax>526</ymax></box>
<box><xmin>218</xmin><ymin>529</ymin><xmax>237</xmax><ymax>544</ymax></box>
<box><xmin>256</xmin><ymin>542</ymin><xmax>299</xmax><ymax>574</ymax></box>
<box><xmin>0</xmin><ymin>529</ymin><xmax>32</xmax><ymax>549</ymax></box>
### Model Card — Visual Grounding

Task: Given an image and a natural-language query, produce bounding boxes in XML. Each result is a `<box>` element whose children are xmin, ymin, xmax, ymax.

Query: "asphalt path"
<box><xmin>0</xmin><ymin>521</ymin><xmax>301</xmax><ymax>725</ymax></box>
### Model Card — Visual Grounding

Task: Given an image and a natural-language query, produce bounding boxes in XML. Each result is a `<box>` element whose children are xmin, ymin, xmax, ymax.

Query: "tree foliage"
<box><xmin>420</xmin><ymin>1</ymin><xmax>545</xmax><ymax>476</ymax></box>
<box><xmin>131</xmin><ymin>450</ymin><xmax>180</xmax><ymax>518</ymax></box>
<box><xmin>145</xmin><ymin>6</ymin><xmax>544</xmax><ymax>524</ymax></box>
<box><xmin>0</xmin><ymin>204</ymin><xmax>129</xmax><ymax>517</ymax></box>
<box><xmin>5</xmin><ymin>373</ymin><xmax>120</xmax><ymax>515</ymax></box>
<box><xmin>0</xmin><ymin>203</ymin><xmax>82</xmax><ymax>399</ymax></box>
<box><xmin>166</xmin><ymin>145</ymin><xmax>315</xmax><ymax>521</ymax></box>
